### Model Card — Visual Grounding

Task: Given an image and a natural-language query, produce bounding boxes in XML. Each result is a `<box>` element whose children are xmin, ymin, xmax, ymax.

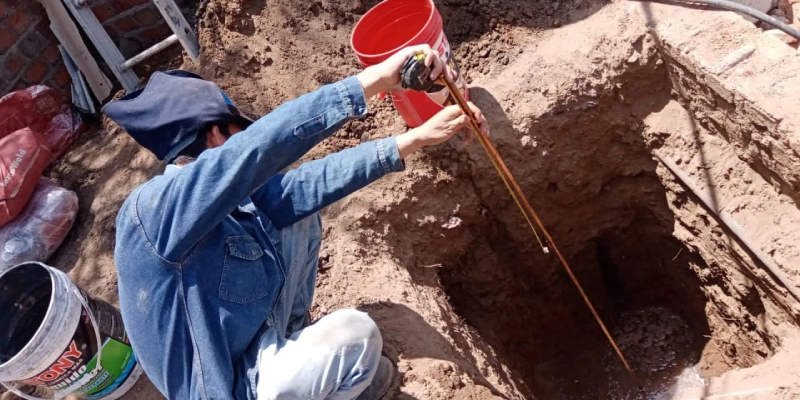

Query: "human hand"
<box><xmin>416</xmin><ymin>102</ymin><xmax>489</xmax><ymax>146</ymax></box>
<box><xmin>395</xmin><ymin>102</ymin><xmax>490</xmax><ymax>158</ymax></box>
<box><xmin>357</xmin><ymin>45</ymin><xmax>451</xmax><ymax>98</ymax></box>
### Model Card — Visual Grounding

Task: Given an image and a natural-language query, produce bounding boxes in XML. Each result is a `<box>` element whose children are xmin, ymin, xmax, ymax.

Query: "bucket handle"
<box><xmin>0</xmin><ymin>288</ymin><xmax>105</xmax><ymax>400</ymax></box>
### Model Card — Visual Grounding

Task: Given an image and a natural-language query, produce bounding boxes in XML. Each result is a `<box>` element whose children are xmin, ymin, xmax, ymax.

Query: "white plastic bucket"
<box><xmin>0</xmin><ymin>262</ymin><xmax>142</xmax><ymax>399</ymax></box>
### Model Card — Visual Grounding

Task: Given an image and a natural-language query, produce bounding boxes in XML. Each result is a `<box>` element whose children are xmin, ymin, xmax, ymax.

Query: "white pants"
<box><xmin>255</xmin><ymin>309</ymin><xmax>383</xmax><ymax>399</ymax></box>
<box><xmin>255</xmin><ymin>215</ymin><xmax>383</xmax><ymax>399</ymax></box>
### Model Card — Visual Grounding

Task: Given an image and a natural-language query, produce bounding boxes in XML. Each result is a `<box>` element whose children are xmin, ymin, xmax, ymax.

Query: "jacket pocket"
<box><xmin>293</xmin><ymin>106</ymin><xmax>346</xmax><ymax>139</ymax></box>
<box><xmin>219</xmin><ymin>235</ymin><xmax>268</xmax><ymax>304</ymax></box>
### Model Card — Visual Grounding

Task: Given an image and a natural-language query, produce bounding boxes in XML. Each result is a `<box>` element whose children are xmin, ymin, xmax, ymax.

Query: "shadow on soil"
<box><xmin>358</xmin><ymin>301</ymin><xmax>511</xmax><ymax>399</ymax></box>
<box><xmin>47</xmin><ymin>121</ymin><xmax>163</xmax><ymax>302</ymax></box>
<box><xmin>186</xmin><ymin>0</ymin><xmax>616</xmax><ymax>117</ymax></box>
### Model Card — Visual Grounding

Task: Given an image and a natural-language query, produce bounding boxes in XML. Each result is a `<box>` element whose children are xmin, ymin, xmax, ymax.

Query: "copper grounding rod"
<box><xmin>440</xmin><ymin>74</ymin><xmax>633</xmax><ymax>374</ymax></box>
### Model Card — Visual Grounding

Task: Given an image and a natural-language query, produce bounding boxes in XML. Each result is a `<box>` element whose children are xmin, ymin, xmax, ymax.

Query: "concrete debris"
<box><xmin>520</xmin><ymin>135</ymin><xmax>537</xmax><ymax>148</ymax></box>
<box><xmin>441</xmin><ymin>216</ymin><xmax>463</xmax><ymax>229</ymax></box>
<box><xmin>764</xmin><ymin>28</ymin><xmax>799</xmax><ymax>43</ymax></box>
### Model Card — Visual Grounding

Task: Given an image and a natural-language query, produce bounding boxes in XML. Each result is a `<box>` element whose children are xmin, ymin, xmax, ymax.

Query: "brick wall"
<box><xmin>0</xmin><ymin>0</ymin><xmax>193</xmax><ymax>98</ymax></box>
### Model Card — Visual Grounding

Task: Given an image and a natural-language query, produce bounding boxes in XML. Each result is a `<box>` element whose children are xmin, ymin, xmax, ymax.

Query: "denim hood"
<box><xmin>103</xmin><ymin>70</ymin><xmax>253</xmax><ymax>162</ymax></box>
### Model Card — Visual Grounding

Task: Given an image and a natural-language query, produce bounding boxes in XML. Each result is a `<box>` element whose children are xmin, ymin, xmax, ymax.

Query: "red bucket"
<box><xmin>351</xmin><ymin>0</ymin><xmax>468</xmax><ymax>128</ymax></box>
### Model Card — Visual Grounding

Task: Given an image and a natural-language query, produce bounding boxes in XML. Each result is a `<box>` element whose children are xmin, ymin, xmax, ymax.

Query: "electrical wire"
<box><xmin>632</xmin><ymin>0</ymin><xmax>800</xmax><ymax>40</ymax></box>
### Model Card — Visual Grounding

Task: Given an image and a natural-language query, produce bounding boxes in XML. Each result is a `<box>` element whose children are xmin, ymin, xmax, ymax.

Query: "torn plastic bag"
<box><xmin>0</xmin><ymin>85</ymin><xmax>87</xmax><ymax>162</ymax></box>
<box><xmin>0</xmin><ymin>178</ymin><xmax>78</xmax><ymax>268</ymax></box>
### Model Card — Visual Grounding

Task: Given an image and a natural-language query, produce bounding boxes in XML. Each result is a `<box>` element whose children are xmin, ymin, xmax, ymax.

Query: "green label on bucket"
<box><xmin>74</xmin><ymin>338</ymin><xmax>136</xmax><ymax>398</ymax></box>
<box><xmin>20</xmin><ymin>291</ymin><xmax>138</xmax><ymax>398</ymax></box>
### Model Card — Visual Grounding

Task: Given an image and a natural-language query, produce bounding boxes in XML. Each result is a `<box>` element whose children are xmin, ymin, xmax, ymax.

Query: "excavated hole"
<box><xmin>411</xmin><ymin>62</ymin><xmax>773</xmax><ymax>399</ymax></box>
<box><xmin>440</xmin><ymin>205</ymin><xmax>713</xmax><ymax>399</ymax></box>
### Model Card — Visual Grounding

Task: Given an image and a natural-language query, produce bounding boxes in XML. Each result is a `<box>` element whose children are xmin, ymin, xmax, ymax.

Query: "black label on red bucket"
<box><xmin>425</xmin><ymin>32</ymin><xmax>467</xmax><ymax>106</ymax></box>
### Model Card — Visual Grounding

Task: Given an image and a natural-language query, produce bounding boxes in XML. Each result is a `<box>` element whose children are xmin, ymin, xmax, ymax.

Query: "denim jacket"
<box><xmin>114</xmin><ymin>76</ymin><xmax>404</xmax><ymax>399</ymax></box>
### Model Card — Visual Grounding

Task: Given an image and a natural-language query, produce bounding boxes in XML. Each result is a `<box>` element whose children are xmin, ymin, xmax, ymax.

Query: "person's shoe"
<box><xmin>355</xmin><ymin>356</ymin><xmax>396</xmax><ymax>400</ymax></box>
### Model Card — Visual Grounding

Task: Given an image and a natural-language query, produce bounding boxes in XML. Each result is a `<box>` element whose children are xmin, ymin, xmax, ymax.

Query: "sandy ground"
<box><xmin>4</xmin><ymin>0</ymin><xmax>800</xmax><ymax>399</ymax></box>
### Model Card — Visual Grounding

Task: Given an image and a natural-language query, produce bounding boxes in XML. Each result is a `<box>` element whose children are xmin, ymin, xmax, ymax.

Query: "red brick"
<box><xmin>24</xmin><ymin>59</ymin><xmax>47</xmax><ymax>84</ymax></box>
<box><xmin>18</xmin><ymin>30</ymin><xmax>47</xmax><ymax>59</ymax></box>
<box><xmin>35</xmin><ymin>17</ymin><xmax>56</xmax><ymax>41</ymax></box>
<box><xmin>0</xmin><ymin>28</ymin><xmax>14</xmax><ymax>53</ymax></box>
<box><xmin>1</xmin><ymin>53</ymin><xmax>26</xmax><ymax>80</ymax></box>
<box><xmin>22</xmin><ymin>1</ymin><xmax>44</xmax><ymax>14</ymax></box>
<box><xmin>109</xmin><ymin>0</ymin><xmax>134</xmax><ymax>14</ymax></box>
<box><xmin>43</xmin><ymin>43</ymin><xmax>61</xmax><ymax>63</ymax></box>
<box><xmin>103</xmin><ymin>24</ymin><xmax>121</xmax><ymax>41</ymax></box>
<box><xmin>91</xmin><ymin>5</ymin><xmax>115</xmax><ymax>23</ymax></box>
<box><xmin>5</xmin><ymin>53</ymin><xmax>25</xmax><ymax>71</ymax></box>
<box><xmin>0</xmin><ymin>2</ymin><xmax>9</xmax><ymax>20</ymax></box>
<box><xmin>112</xmin><ymin>16</ymin><xmax>139</xmax><ymax>32</ymax></box>
<box><xmin>133</xmin><ymin>7</ymin><xmax>159</xmax><ymax>26</ymax></box>
<box><xmin>7</xmin><ymin>7</ymin><xmax>31</xmax><ymax>34</ymax></box>
<box><xmin>141</xmin><ymin>27</ymin><xmax>160</xmax><ymax>42</ymax></box>
<box><xmin>118</xmin><ymin>36</ymin><xmax>143</xmax><ymax>58</ymax></box>
<box><xmin>12</xmin><ymin>80</ymin><xmax>28</xmax><ymax>92</ymax></box>
<box><xmin>52</xmin><ymin>64</ymin><xmax>71</xmax><ymax>88</ymax></box>
<box><xmin>141</xmin><ymin>24</ymin><xmax>171</xmax><ymax>42</ymax></box>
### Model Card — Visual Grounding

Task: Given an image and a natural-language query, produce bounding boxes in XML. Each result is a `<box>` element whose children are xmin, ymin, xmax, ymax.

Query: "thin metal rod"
<box><xmin>441</xmin><ymin>75</ymin><xmax>633</xmax><ymax>373</ymax></box>
<box><xmin>122</xmin><ymin>34</ymin><xmax>179</xmax><ymax>71</ymax></box>
<box><xmin>656</xmin><ymin>155</ymin><xmax>800</xmax><ymax>306</ymax></box>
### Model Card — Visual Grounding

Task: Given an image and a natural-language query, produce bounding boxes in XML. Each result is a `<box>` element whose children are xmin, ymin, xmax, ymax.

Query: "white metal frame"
<box><xmin>60</xmin><ymin>0</ymin><xmax>200</xmax><ymax>93</ymax></box>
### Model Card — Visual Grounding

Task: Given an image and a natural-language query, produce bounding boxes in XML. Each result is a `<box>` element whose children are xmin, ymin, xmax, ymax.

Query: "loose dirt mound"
<box><xmin>6</xmin><ymin>0</ymin><xmax>800</xmax><ymax>399</ymax></box>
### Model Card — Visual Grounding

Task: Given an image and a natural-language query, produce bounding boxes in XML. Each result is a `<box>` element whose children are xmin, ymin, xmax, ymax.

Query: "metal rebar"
<box><xmin>656</xmin><ymin>155</ymin><xmax>800</xmax><ymax>306</ymax></box>
<box><xmin>121</xmin><ymin>34</ymin><xmax>180</xmax><ymax>71</ymax></box>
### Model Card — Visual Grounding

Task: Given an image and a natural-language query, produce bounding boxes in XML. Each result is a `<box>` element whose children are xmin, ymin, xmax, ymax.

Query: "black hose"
<box><xmin>632</xmin><ymin>0</ymin><xmax>800</xmax><ymax>40</ymax></box>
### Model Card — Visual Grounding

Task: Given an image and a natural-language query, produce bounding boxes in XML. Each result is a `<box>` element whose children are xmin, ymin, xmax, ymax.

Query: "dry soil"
<box><xmin>4</xmin><ymin>0</ymin><xmax>800</xmax><ymax>399</ymax></box>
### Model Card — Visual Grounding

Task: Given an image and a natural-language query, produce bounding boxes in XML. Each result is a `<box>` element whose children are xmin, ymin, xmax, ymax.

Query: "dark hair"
<box><xmin>173</xmin><ymin>122</ymin><xmax>232</xmax><ymax>163</ymax></box>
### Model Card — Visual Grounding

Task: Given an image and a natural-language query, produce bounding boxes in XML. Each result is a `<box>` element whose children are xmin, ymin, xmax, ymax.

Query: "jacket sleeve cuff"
<box><xmin>376</xmin><ymin>136</ymin><xmax>406</xmax><ymax>174</ymax></box>
<box><xmin>334</xmin><ymin>76</ymin><xmax>369</xmax><ymax>118</ymax></box>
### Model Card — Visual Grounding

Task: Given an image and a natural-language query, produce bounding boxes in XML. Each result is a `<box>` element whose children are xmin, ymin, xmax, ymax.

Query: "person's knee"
<box><xmin>319</xmin><ymin>309</ymin><xmax>382</xmax><ymax>350</ymax></box>
<box><xmin>257</xmin><ymin>310</ymin><xmax>382</xmax><ymax>399</ymax></box>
